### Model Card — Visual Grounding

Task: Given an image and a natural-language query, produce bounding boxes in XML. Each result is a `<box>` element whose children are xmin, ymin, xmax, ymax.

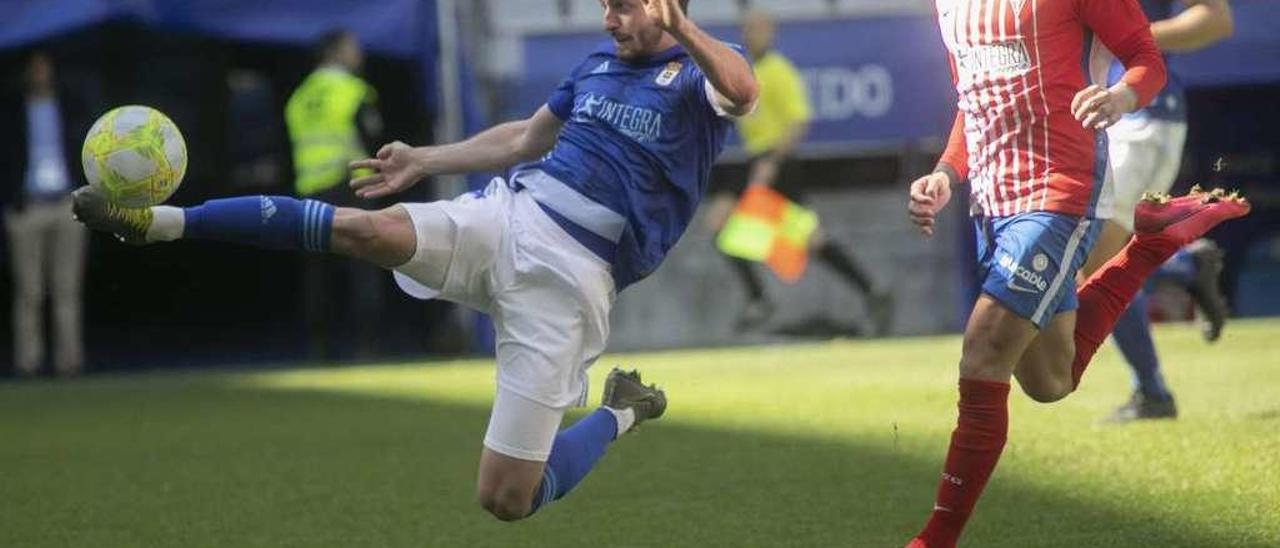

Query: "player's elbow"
<box><xmin>513</xmin><ymin>132</ymin><xmax>556</xmax><ymax>164</ymax></box>
<box><xmin>725</xmin><ymin>81</ymin><xmax>760</xmax><ymax>117</ymax></box>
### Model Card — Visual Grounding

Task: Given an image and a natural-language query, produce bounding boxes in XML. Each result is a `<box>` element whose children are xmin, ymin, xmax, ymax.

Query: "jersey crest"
<box><xmin>656</xmin><ymin>61</ymin><xmax>682</xmax><ymax>87</ymax></box>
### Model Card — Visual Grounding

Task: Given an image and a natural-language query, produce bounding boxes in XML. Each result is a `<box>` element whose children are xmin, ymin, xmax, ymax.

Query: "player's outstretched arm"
<box><xmin>644</xmin><ymin>0</ymin><xmax>757</xmax><ymax>116</ymax></box>
<box><xmin>349</xmin><ymin>106</ymin><xmax>563</xmax><ymax>199</ymax></box>
<box><xmin>1152</xmin><ymin>0</ymin><xmax>1234</xmax><ymax>53</ymax></box>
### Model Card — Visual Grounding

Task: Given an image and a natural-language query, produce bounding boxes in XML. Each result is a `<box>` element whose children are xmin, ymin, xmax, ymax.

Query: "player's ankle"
<box><xmin>146</xmin><ymin>206</ymin><xmax>185</xmax><ymax>242</ymax></box>
<box><xmin>603</xmin><ymin>406</ymin><xmax>636</xmax><ymax>437</ymax></box>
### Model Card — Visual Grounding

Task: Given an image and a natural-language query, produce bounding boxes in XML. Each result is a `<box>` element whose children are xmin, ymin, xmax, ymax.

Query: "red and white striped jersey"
<box><xmin>934</xmin><ymin>0</ymin><xmax>1166</xmax><ymax>218</ymax></box>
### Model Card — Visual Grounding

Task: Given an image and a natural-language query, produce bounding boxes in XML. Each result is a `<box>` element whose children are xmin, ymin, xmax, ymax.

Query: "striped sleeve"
<box><xmin>1076</xmin><ymin>0</ymin><xmax>1167</xmax><ymax>107</ymax></box>
<box><xmin>938</xmin><ymin>111</ymin><xmax>969</xmax><ymax>184</ymax></box>
<box><xmin>937</xmin><ymin>52</ymin><xmax>968</xmax><ymax>183</ymax></box>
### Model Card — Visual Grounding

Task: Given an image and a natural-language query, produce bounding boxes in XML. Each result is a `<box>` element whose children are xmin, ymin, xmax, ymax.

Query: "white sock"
<box><xmin>146</xmin><ymin>206</ymin><xmax>185</xmax><ymax>242</ymax></box>
<box><xmin>604</xmin><ymin>406</ymin><xmax>636</xmax><ymax>437</ymax></box>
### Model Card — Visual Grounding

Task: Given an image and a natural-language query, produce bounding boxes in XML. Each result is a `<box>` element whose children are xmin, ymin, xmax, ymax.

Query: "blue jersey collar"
<box><xmin>592</xmin><ymin>40</ymin><xmax>687</xmax><ymax>67</ymax></box>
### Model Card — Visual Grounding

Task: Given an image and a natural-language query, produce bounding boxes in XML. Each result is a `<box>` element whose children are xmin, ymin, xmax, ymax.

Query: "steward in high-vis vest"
<box><xmin>708</xmin><ymin>10</ymin><xmax>892</xmax><ymax>335</ymax></box>
<box><xmin>286</xmin><ymin>29</ymin><xmax>386</xmax><ymax>362</ymax></box>
<box><xmin>286</xmin><ymin>29</ymin><xmax>381</xmax><ymax>199</ymax></box>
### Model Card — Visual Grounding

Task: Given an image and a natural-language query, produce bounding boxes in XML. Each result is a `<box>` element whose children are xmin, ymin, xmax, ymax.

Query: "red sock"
<box><xmin>916</xmin><ymin>379</ymin><xmax>1011</xmax><ymax>548</ymax></box>
<box><xmin>1071</xmin><ymin>233</ymin><xmax>1182</xmax><ymax>387</ymax></box>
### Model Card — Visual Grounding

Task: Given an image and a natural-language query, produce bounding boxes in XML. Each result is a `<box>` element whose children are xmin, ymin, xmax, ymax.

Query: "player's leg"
<box><xmin>475</xmin><ymin>188</ymin><xmax>667</xmax><ymax>521</ymax></box>
<box><xmin>1105</xmin><ymin>291</ymin><xmax>1177</xmax><ymax>420</ymax></box>
<box><xmin>1160</xmin><ymin>238</ymin><xmax>1229</xmax><ymax>341</ymax></box>
<box><xmin>912</xmin><ymin>214</ymin><xmax>1076</xmax><ymax>548</ymax></box>
<box><xmin>1144</xmin><ymin>122</ymin><xmax>1230</xmax><ymax>341</ymax></box>
<box><xmin>1010</xmin><ymin>188</ymin><xmax>1251</xmax><ymax>405</ymax></box>
<box><xmin>476</xmin><ymin>370</ymin><xmax>665</xmax><ymax>521</ymax></box>
<box><xmin>475</xmin><ymin>389</ymin><xmax>567</xmax><ymax>521</ymax></box>
<box><xmin>1089</xmin><ymin>118</ymin><xmax>1176</xmax><ymax>417</ymax></box>
<box><xmin>1065</xmin><ymin>190</ymin><xmax>1249</xmax><ymax>391</ymax></box>
<box><xmin>1082</xmin><ymin>220</ymin><xmax>1175</xmax><ymax>415</ymax></box>
<box><xmin>1011</xmin><ymin>311</ymin><xmax>1077</xmax><ymax>403</ymax></box>
<box><xmin>1008</xmin><ymin>302</ymin><xmax>1164</xmax><ymax>407</ymax></box>
<box><xmin>72</xmin><ymin>186</ymin><xmax>416</xmax><ymax>268</ymax></box>
<box><xmin>912</xmin><ymin>296</ymin><xmax>1037</xmax><ymax>548</ymax></box>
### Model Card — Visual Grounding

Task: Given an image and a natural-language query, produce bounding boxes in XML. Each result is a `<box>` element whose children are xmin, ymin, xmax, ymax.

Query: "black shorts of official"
<box><xmin>710</xmin><ymin>153</ymin><xmax>809</xmax><ymax>204</ymax></box>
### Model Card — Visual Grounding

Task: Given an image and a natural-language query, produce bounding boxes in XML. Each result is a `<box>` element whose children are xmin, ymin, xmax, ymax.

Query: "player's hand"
<box><xmin>1071</xmin><ymin>83</ymin><xmax>1138</xmax><ymax>131</ymax></box>
<box><xmin>349</xmin><ymin>141</ymin><xmax>427</xmax><ymax>199</ymax></box>
<box><xmin>908</xmin><ymin>172</ymin><xmax>953</xmax><ymax>238</ymax></box>
<box><xmin>642</xmin><ymin>0</ymin><xmax>687</xmax><ymax>33</ymax></box>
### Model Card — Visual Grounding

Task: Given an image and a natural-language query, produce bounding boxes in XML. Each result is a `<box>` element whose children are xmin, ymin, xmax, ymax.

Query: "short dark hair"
<box><xmin>315</xmin><ymin>29</ymin><xmax>354</xmax><ymax>63</ymax></box>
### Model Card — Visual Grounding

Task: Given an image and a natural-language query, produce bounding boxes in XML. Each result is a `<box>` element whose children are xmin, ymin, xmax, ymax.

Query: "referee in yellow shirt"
<box><xmin>708</xmin><ymin>10</ymin><xmax>892</xmax><ymax>334</ymax></box>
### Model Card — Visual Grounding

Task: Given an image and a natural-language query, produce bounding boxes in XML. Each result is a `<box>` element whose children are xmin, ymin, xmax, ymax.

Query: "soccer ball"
<box><xmin>82</xmin><ymin>105</ymin><xmax>187</xmax><ymax>208</ymax></box>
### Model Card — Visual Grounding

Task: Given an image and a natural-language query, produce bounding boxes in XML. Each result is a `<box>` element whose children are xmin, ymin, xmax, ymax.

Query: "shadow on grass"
<box><xmin>0</xmin><ymin>376</ymin><xmax>1252</xmax><ymax>548</ymax></box>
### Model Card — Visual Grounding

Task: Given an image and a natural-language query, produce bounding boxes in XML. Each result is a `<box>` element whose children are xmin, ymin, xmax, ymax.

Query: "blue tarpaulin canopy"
<box><xmin>513</xmin><ymin>0</ymin><xmax>1280</xmax><ymax>149</ymax></box>
<box><xmin>0</xmin><ymin>0</ymin><xmax>441</xmax><ymax>108</ymax></box>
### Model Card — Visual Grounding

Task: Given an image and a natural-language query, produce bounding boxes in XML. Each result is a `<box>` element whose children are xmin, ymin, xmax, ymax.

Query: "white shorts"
<box><xmin>483</xmin><ymin>387</ymin><xmax>566</xmax><ymax>461</ymax></box>
<box><xmin>391</xmin><ymin>177</ymin><xmax>616</xmax><ymax>459</ymax></box>
<box><xmin>1107</xmin><ymin>117</ymin><xmax>1188</xmax><ymax>232</ymax></box>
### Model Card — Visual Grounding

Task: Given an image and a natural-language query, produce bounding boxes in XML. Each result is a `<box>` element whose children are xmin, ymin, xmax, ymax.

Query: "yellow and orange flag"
<box><xmin>716</xmin><ymin>185</ymin><xmax>819</xmax><ymax>283</ymax></box>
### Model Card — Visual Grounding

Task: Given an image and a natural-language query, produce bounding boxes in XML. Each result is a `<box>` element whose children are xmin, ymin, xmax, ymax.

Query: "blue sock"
<box><xmin>183</xmin><ymin>196</ymin><xmax>334</xmax><ymax>252</ymax></box>
<box><xmin>1112</xmin><ymin>291</ymin><xmax>1171</xmax><ymax>400</ymax></box>
<box><xmin>529</xmin><ymin>408</ymin><xmax>619</xmax><ymax>515</ymax></box>
<box><xmin>1155</xmin><ymin>247</ymin><xmax>1196</xmax><ymax>287</ymax></box>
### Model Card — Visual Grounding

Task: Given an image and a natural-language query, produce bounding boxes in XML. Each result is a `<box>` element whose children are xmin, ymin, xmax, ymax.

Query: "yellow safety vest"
<box><xmin>285</xmin><ymin>68</ymin><xmax>375</xmax><ymax>196</ymax></box>
<box><xmin>736</xmin><ymin>52</ymin><xmax>813</xmax><ymax>156</ymax></box>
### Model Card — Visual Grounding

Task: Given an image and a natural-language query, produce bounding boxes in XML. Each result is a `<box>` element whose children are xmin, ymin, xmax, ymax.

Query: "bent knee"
<box><xmin>960</xmin><ymin>336</ymin><xmax>1022</xmax><ymax>379</ymax></box>
<box><xmin>331</xmin><ymin>206</ymin><xmax>416</xmax><ymax>267</ymax></box>
<box><xmin>476</xmin><ymin>488</ymin><xmax>533</xmax><ymax>522</ymax></box>
<box><xmin>1020</xmin><ymin>380</ymin><xmax>1073</xmax><ymax>403</ymax></box>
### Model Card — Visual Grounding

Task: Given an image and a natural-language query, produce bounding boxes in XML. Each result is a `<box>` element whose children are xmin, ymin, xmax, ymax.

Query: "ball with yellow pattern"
<box><xmin>81</xmin><ymin>105</ymin><xmax>187</xmax><ymax>208</ymax></box>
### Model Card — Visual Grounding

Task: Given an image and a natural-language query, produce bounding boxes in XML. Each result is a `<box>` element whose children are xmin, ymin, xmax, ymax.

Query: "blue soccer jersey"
<box><xmin>514</xmin><ymin>41</ymin><xmax>745</xmax><ymax>290</ymax></box>
<box><xmin>1108</xmin><ymin>0</ymin><xmax>1185</xmax><ymax>121</ymax></box>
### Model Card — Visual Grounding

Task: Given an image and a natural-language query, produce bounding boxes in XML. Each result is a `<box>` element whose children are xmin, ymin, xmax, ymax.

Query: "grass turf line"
<box><xmin>1</xmin><ymin>319</ymin><xmax>1276</xmax><ymax>547</ymax></box>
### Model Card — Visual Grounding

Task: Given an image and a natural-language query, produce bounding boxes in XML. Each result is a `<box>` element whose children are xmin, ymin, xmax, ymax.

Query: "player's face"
<box><xmin>601</xmin><ymin>0</ymin><xmax>667</xmax><ymax>61</ymax></box>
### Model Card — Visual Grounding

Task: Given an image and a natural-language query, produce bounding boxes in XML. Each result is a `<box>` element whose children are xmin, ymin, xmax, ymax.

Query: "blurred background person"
<box><xmin>705</xmin><ymin>10</ymin><xmax>891</xmax><ymax>334</ymax></box>
<box><xmin>1092</xmin><ymin>0</ymin><xmax>1235</xmax><ymax>422</ymax></box>
<box><xmin>1</xmin><ymin>50</ymin><xmax>92</xmax><ymax>378</ymax></box>
<box><xmin>285</xmin><ymin>29</ymin><xmax>385</xmax><ymax>361</ymax></box>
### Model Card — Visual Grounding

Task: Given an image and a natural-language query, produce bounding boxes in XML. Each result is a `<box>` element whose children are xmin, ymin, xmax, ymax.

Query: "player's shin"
<box><xmin>915</xmin><ymin>379</ymin><xmax>1011</xmax><ymax>548</ymax></box>
<box><xmin>1111</xmin><ymin>291</ymin><xmax>1171</xmax><ymax>400</ymax></box>
<box><xmin>528</xmin><ymin>408</ymin><xmax>622</xmax><ymax>515</ymax></box>
<box><xmin>1070</xmin><ymin>233</ymin><xmax>1181</xmax><ymax>387</ymax></box>
<box><xmin>160</xmin><ymin>196</ymin><xmax>335</xmax><ymax>251</ymax></box>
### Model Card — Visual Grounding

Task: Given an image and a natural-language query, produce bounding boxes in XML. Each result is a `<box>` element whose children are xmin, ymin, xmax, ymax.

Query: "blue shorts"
<box><xmin>975</xmin><ymin>212</ymin><xmax>1102</xmax><ymax>330</ymax></box>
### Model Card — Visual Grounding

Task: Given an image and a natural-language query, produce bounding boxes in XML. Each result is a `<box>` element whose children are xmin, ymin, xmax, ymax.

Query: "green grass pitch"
<box><xmin>2</xmin><ymin>319</ymin><xmax>1277</xmax><ymax>547</ymax></box>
